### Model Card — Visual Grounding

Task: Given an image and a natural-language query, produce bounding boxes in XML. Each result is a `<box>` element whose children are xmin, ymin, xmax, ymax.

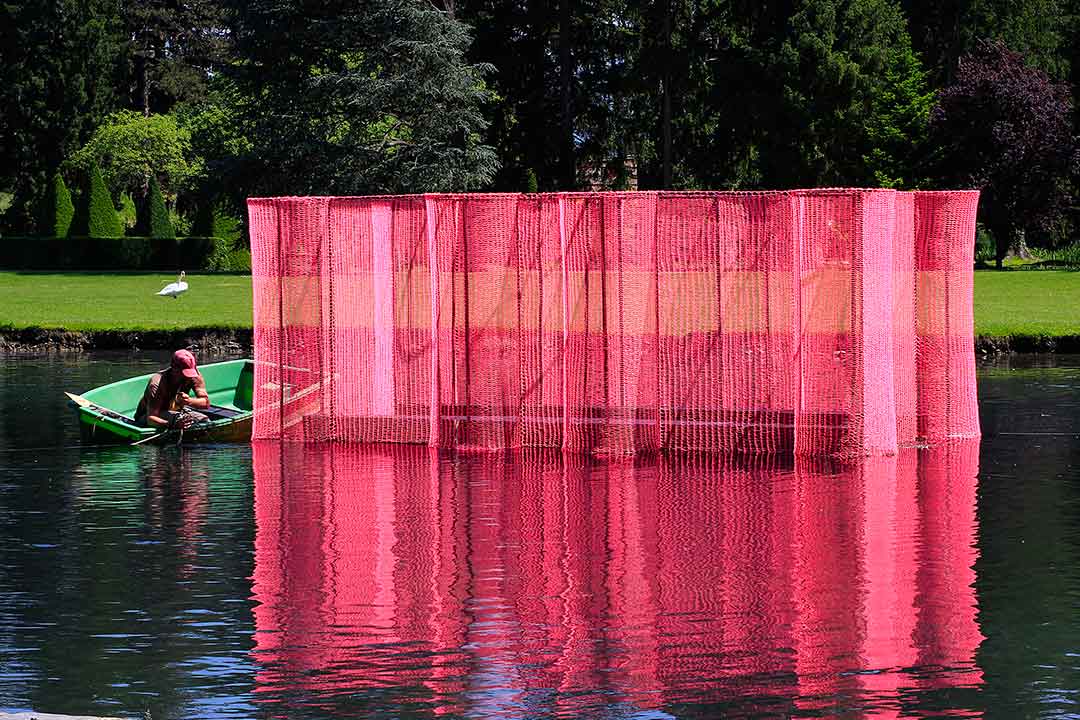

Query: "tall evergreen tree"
<box><xmin>227</xmin><ymin>0</ymin><xmax>498</xmax><ymax>195</ymax></box>
<box><xmin>41</xmin><ymin>172</ymin><xmax>75</xmax><ymax>238</ymax></box>
<box><xmin>86</xmin><ymin>162</ymin><xmax>124</xmax><ymax>239</ymax></box>
<box><xmin>145</xmin><ymin>175</ymin><xmax>175</xmax><ymax>239</ymax></box>
<box><xmin>0</xmin><ymin>0</ymin><xmax>126</xmax><ymax>233</ymax></box>
<box><xmin>757</xmin><ymin>0</ymin><xmax>931</xmax><ymax>187</ymax></box>
<box><xmin>123</xmin><ymin>0</ymin><xmax>236</xmax><ymax>115</ymax></box>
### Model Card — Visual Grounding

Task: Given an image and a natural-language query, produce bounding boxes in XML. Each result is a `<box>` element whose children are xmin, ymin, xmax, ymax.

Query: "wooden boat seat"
<box><xmin>202</xmin><ymin>405</ymin><xmax>246</xmax><ymax>421</ymax></box>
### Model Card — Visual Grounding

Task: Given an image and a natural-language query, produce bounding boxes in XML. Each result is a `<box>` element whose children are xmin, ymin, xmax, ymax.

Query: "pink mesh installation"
<box><xmin>248</xmin><ymin>189</ymin><xmax>980</xmax><ymax>457</ymax></box>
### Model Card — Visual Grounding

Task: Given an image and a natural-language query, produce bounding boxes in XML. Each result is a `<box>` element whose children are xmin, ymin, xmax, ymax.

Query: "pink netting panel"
<box><xmin>248</xmin><ymin>190</ymin><xmax>980</xmax><ymax>457</ymax></box>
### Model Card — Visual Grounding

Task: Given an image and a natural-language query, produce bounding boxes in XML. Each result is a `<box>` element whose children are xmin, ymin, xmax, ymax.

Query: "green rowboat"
<box><xmin>70</xmin><ymin>359</ymin><xmax>254</xmax><ymax>444</ymax></box>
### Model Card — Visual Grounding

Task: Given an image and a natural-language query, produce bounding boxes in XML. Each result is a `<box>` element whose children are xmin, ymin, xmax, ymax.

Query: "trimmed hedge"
<box><xmin>0</xmin><ymin>236</ymin><xmax>249</xmax><ymax>272</ymax></box>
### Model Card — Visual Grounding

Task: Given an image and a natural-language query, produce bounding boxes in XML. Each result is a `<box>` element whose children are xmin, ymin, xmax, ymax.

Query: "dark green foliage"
<box><xmin>0</xmin><ymin>236</ymin><xmax>238</xmax><ymax>271</ymax></box>
<box><xmin>930</xmin><ymin>40</ymin><xmax>1079</xmax><ymax>266</ymax></box>
<box><xmin>86</xmin><ymin>163</ymin><xmax>124</xmax><ymax>239</ymax></box>
<box><xmin>146</xmin><ymin>175</ymin><xmax>175</xmax><ymax>239</ymax></box>
<box><xmin>41</xmin><ymin>173</ymin><xmax>75</xmax><ymax>238</ymax></box>
<box><xmin>7</xmin><ymin>0</ymin><xmax>1080</xmax><ymax>258</ymax></box>
<box><xmin>118</xmin><ymin>193</ymin><xmax>137</xmax><ymax>231</ymax></box>
<box><xmin>192</xmin><ymin>198</ymin><xmax>245</xmax><ymax>270</ymax></box>
<box><xmin>124</xmin><ymin>0</ymin><xmax>236</xmax><ymax>114</ymax></box>
<box><xmin>228</xmin><ymin>0</ymin><xmax>497</xmax><ymax>195</ymax></box>
<box><xmin>0</xmin><ymin>0</ymin><xmax>126</xmax><ymax>234</ymax></box>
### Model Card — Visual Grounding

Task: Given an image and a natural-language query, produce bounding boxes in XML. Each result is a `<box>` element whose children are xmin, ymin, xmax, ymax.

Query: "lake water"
<box><xmin>0</xmin><ymin>352</ymin><xmax>1078</xmax><ymax>719</ymax></box>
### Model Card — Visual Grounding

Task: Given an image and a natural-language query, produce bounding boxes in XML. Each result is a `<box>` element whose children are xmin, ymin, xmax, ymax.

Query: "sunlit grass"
<box><xmin>0</xmin><ymin>272</ymin><xmax>252</xmax><ymax>331</ymax></box>
<box><xmin>973</xmin><ymin>269</ymin><xmax>1080</xmax><ymax>336</ymax></box>
<box><xmin>0</xmin><ymin>269</ymin><xmax>1076</xmax><ymax>337</ymax></box>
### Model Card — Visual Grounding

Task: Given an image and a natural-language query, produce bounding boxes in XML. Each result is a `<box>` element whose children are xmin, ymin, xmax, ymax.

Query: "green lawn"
<box><xmin>0</xmin><ymin>269</ymin><xmax>1076</xmax><ymax>337</ymax></box>
<box><xmin>0</xmin><ymin>272</ymin><xmax>252</xmax><ymax>331</ymax></box>
<box><xmin>973</xmin><ymin>269</ymin><xmax>1080</xmax><ymax>337</ymax></box>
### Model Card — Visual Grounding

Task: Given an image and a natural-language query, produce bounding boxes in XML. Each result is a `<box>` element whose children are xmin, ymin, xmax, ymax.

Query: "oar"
<box><xmin>131</xmin><ymin>430</ymin><xmax>169</xmax><ymax>446</ymax></box>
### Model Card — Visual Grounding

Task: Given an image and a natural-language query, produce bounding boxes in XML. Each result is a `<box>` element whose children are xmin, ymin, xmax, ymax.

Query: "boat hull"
<box><xmin>72</xmin><ymin>359</ymin><xmax>255</xmax><ymax>445</ymax></box>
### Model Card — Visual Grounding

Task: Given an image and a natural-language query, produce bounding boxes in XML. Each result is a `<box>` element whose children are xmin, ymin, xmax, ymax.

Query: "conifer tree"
<box><xmin>0</xmin><ymin>0</ymin><xmax>126</xmax><ymax>233</ymax></box>
<box><xmin>228</xmin><ymin>0</ymin><xmax>497</xmax><ymax>195</ymax></box>
<box><xmin>86</xmin><ymin>162</ymin><xmax>124</xmax><ymax>238</ymax></box>
<box><xmin>41</xmin><ymin>172</ymin><xmax>75</xmax><ymax>238</ymax></box>
<box><xmin>146</xmin><ymin>175</ymin><xmax>175</xmax><ymax>239</ymax></box>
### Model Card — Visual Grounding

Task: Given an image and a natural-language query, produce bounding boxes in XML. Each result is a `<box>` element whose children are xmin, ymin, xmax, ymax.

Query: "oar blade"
<box><xmin>65</xmin><ymin>391</ymin><xmax>92</xmax><ymax>408</ymax></box>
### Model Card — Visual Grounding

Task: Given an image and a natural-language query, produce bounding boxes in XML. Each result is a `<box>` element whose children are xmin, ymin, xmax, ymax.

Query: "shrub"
<box><xmin>41</xmin><ymin>172</ymin><xmax>75</xmax><ymax>237</ymax></box>
<box><xmin>118</xmin><ymin>192</ymin><xmax>137</xmax><ymax>231</ymax></box>
<box><xmin>193</xmin><ymin>199</ymin><xmax>245</xmax><ymax>271</ymax></box>
<box><xmin>86</xmin><ymin>162</ymin><xmax>123</xmax><ymax>238</ymax></box>
<box><xmin>0</xmin><ymin>235</ymin><xmax>238</xmax><ymax>271</ymax></box>
<box><xmin>146</xmin><ymin>175</ymin><xmax>174</xmax><ymax>239</ymax></box>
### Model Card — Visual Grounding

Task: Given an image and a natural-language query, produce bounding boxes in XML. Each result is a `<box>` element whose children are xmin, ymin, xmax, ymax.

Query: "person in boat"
<box><xmin>135</xmin><ymin>349</ymin><xmax>211</xmax><ymax>429</ymax></box>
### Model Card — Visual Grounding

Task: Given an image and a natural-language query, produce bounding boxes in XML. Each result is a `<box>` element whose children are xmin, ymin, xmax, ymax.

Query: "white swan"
<box><xmin>157</xmin><ymin>271</ymin><xmax>188</xmax><ymax>299</ymax></box>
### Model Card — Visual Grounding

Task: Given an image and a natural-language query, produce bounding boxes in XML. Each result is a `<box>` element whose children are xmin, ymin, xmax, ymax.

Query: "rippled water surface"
<box><xmin>0</xmin><ymin>351</ymin><xmax>1078</xmax><ymax>719</ymax></box>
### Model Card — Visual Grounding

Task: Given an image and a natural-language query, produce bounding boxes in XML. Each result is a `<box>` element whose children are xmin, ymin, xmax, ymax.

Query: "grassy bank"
<box><xmin>0</xmin><ymin>272</ymin><xmax>252</xmax><ymax>331</ymax></box>
<box><xmin>973</xmin><ymin>270</ymin><xmax>1080</xmax><ymax>337</ymax></box>
<box><xmin>0</xmin><ymin>269</ymin><xmax>1076</xmax><ymax>341</ymax></box>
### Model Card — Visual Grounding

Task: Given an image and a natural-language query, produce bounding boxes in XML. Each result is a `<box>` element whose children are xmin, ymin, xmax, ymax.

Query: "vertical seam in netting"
<box><xmin>559</xmin><ymin>196</ymin><xmax>570</xmax><ymax>449</ymax></box>
<box><xmin>275</xmin><ymin>202</ymin><xmax>285</xmax><ymax>439</ymax></box>
<box><xmin>653</xmin><ymin>194</ymin><xmax>662</xmax><ymax>448</ymax></box>
<box><xmin>581</xmin><ymin>201</ymin><xmax>591</xmax><ymax>445</ymax></box>
<box><xmin>449</xmin><ymin>202</ymin><xmax>458</xmax><ymax>442</ymax></box>
<box><xmin>426</xmin><ymin>196</ymin><xmax>440</xmax><ymax>447</ymax></box>
<box><xmin>322</xmin><ymin>199</ymin><xmax>333</xmax><ymax>441</ymax></box>
<box><xmin>598</xmin><ymin>198</ymin><xmax>610</xmax><ymax>425</ymax></box>
<box><xmin>913</xmin><ymin>197</ymin><xmax>922</xmax><ymax>442</ymax></box>
<box><xmin>514</xmin><ymin>198</ymin><xmax>524</xmax><ymax>448</ymax></box>
<box><xmin>713</xmin><ymin>196</ymin><xmax>724</xmax><ymax>448</ymax></box>
<box><xmin>461</xmin><ymin>199</ymin><xmax>471</xmax><ymax>434</ymax></box>
<box><xmin>535</xmin><ymin>199</ymin><xmax>544</xmax><ymax>447</ymax></box>
<box><xmin>911</xmin><ymin>195</ymin><xmax>920</xmax><ymax>443</ymax></box>
<box><xmin>616</xmin><ymin>198</ymin><xmax>625</xmax><ymax>414</ymax></box>
<box><xmin>851</xmin><ymin>193</ymin><xmax>863</xmax><ymax>458</ymax></box>
<box><xmin>945</xmin><ymin>199</ymin><xmax>952</xmax><ymax>439</ymax></box>
<box><xmin>793</xmin><ymin>193</ymin><xmax>803</xmax><ymax>456</ymax></box>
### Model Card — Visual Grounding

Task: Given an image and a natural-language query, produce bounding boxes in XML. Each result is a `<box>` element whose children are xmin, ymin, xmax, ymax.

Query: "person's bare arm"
<box><xmin>178</xmin><ymin>376</ymin><xmax>210</xmax><ymax>410</ymax></box>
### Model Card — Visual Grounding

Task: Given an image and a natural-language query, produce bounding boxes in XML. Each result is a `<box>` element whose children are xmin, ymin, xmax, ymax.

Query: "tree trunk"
<box><xmin>992</xmin><ymin>222</ymin><xmax>1010</xmax><ymax>269</ymax></box>
<box><xmin>1008</xmin><ymin>227</ymin><xmax>1034</xmax><ymax>260</ymax></box>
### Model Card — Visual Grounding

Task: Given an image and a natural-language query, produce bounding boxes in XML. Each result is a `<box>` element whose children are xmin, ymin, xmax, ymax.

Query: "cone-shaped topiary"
<box><xmin>146</xmin><ymin>175</ymin><xmax>174</xmax><ymax>239</ymax></box>
<box><xmin>118</xmin><ymin>192</ymin><xmax>137</xmax><ymax>231</ymax></box>
<box><xmin>86</xmin><ymin>162</ymin><xmax>124</xmax><ymax>238</ymax></box>
<box><xmin>42</xmin><ymin>171</ymin><xmax>75</xmax><ymax>237</ymax></box>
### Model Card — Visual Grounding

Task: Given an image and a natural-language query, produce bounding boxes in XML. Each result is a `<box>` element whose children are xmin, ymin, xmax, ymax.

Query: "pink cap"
<box><xmin>171</xmin><ymin>349</ymin><xmax>199</xmax><ymax>378</ymax></box>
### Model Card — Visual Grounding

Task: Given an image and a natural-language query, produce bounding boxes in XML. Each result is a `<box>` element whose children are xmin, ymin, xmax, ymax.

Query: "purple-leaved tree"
<box><xmin>930</xmin><ymin>40</ymin><xmax>1078</xmax><ymax>268</ymax></box>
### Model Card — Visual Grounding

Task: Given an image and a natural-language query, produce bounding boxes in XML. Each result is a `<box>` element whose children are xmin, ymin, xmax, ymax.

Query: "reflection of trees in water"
<box><xmin>5</xmin><ymin>445</ymin><xmax>255</xmax><ymax>718</ymax></box>
<box><xmin>251</xmin><ymin>441</ymin><xmax>983</xmax><ymax>718</ymax></box>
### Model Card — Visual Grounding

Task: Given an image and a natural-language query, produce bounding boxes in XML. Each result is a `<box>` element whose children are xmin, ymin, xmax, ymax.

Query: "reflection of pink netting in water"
<box><xmin>248</xmin><ymin>190</ymin><xmax>979</xmax><ymax>457</ymax></box>
<box><xmin>250</xmin><ymin>441</ymin><xmax>983</xmax><ymax>717</ymax></box>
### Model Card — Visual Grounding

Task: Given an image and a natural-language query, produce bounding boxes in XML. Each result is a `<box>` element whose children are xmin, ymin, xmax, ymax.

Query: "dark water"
<box><xmin>0</xmin><ymin>352</ymin><xmax>1077</xmax><ymax>719</ymax></box>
